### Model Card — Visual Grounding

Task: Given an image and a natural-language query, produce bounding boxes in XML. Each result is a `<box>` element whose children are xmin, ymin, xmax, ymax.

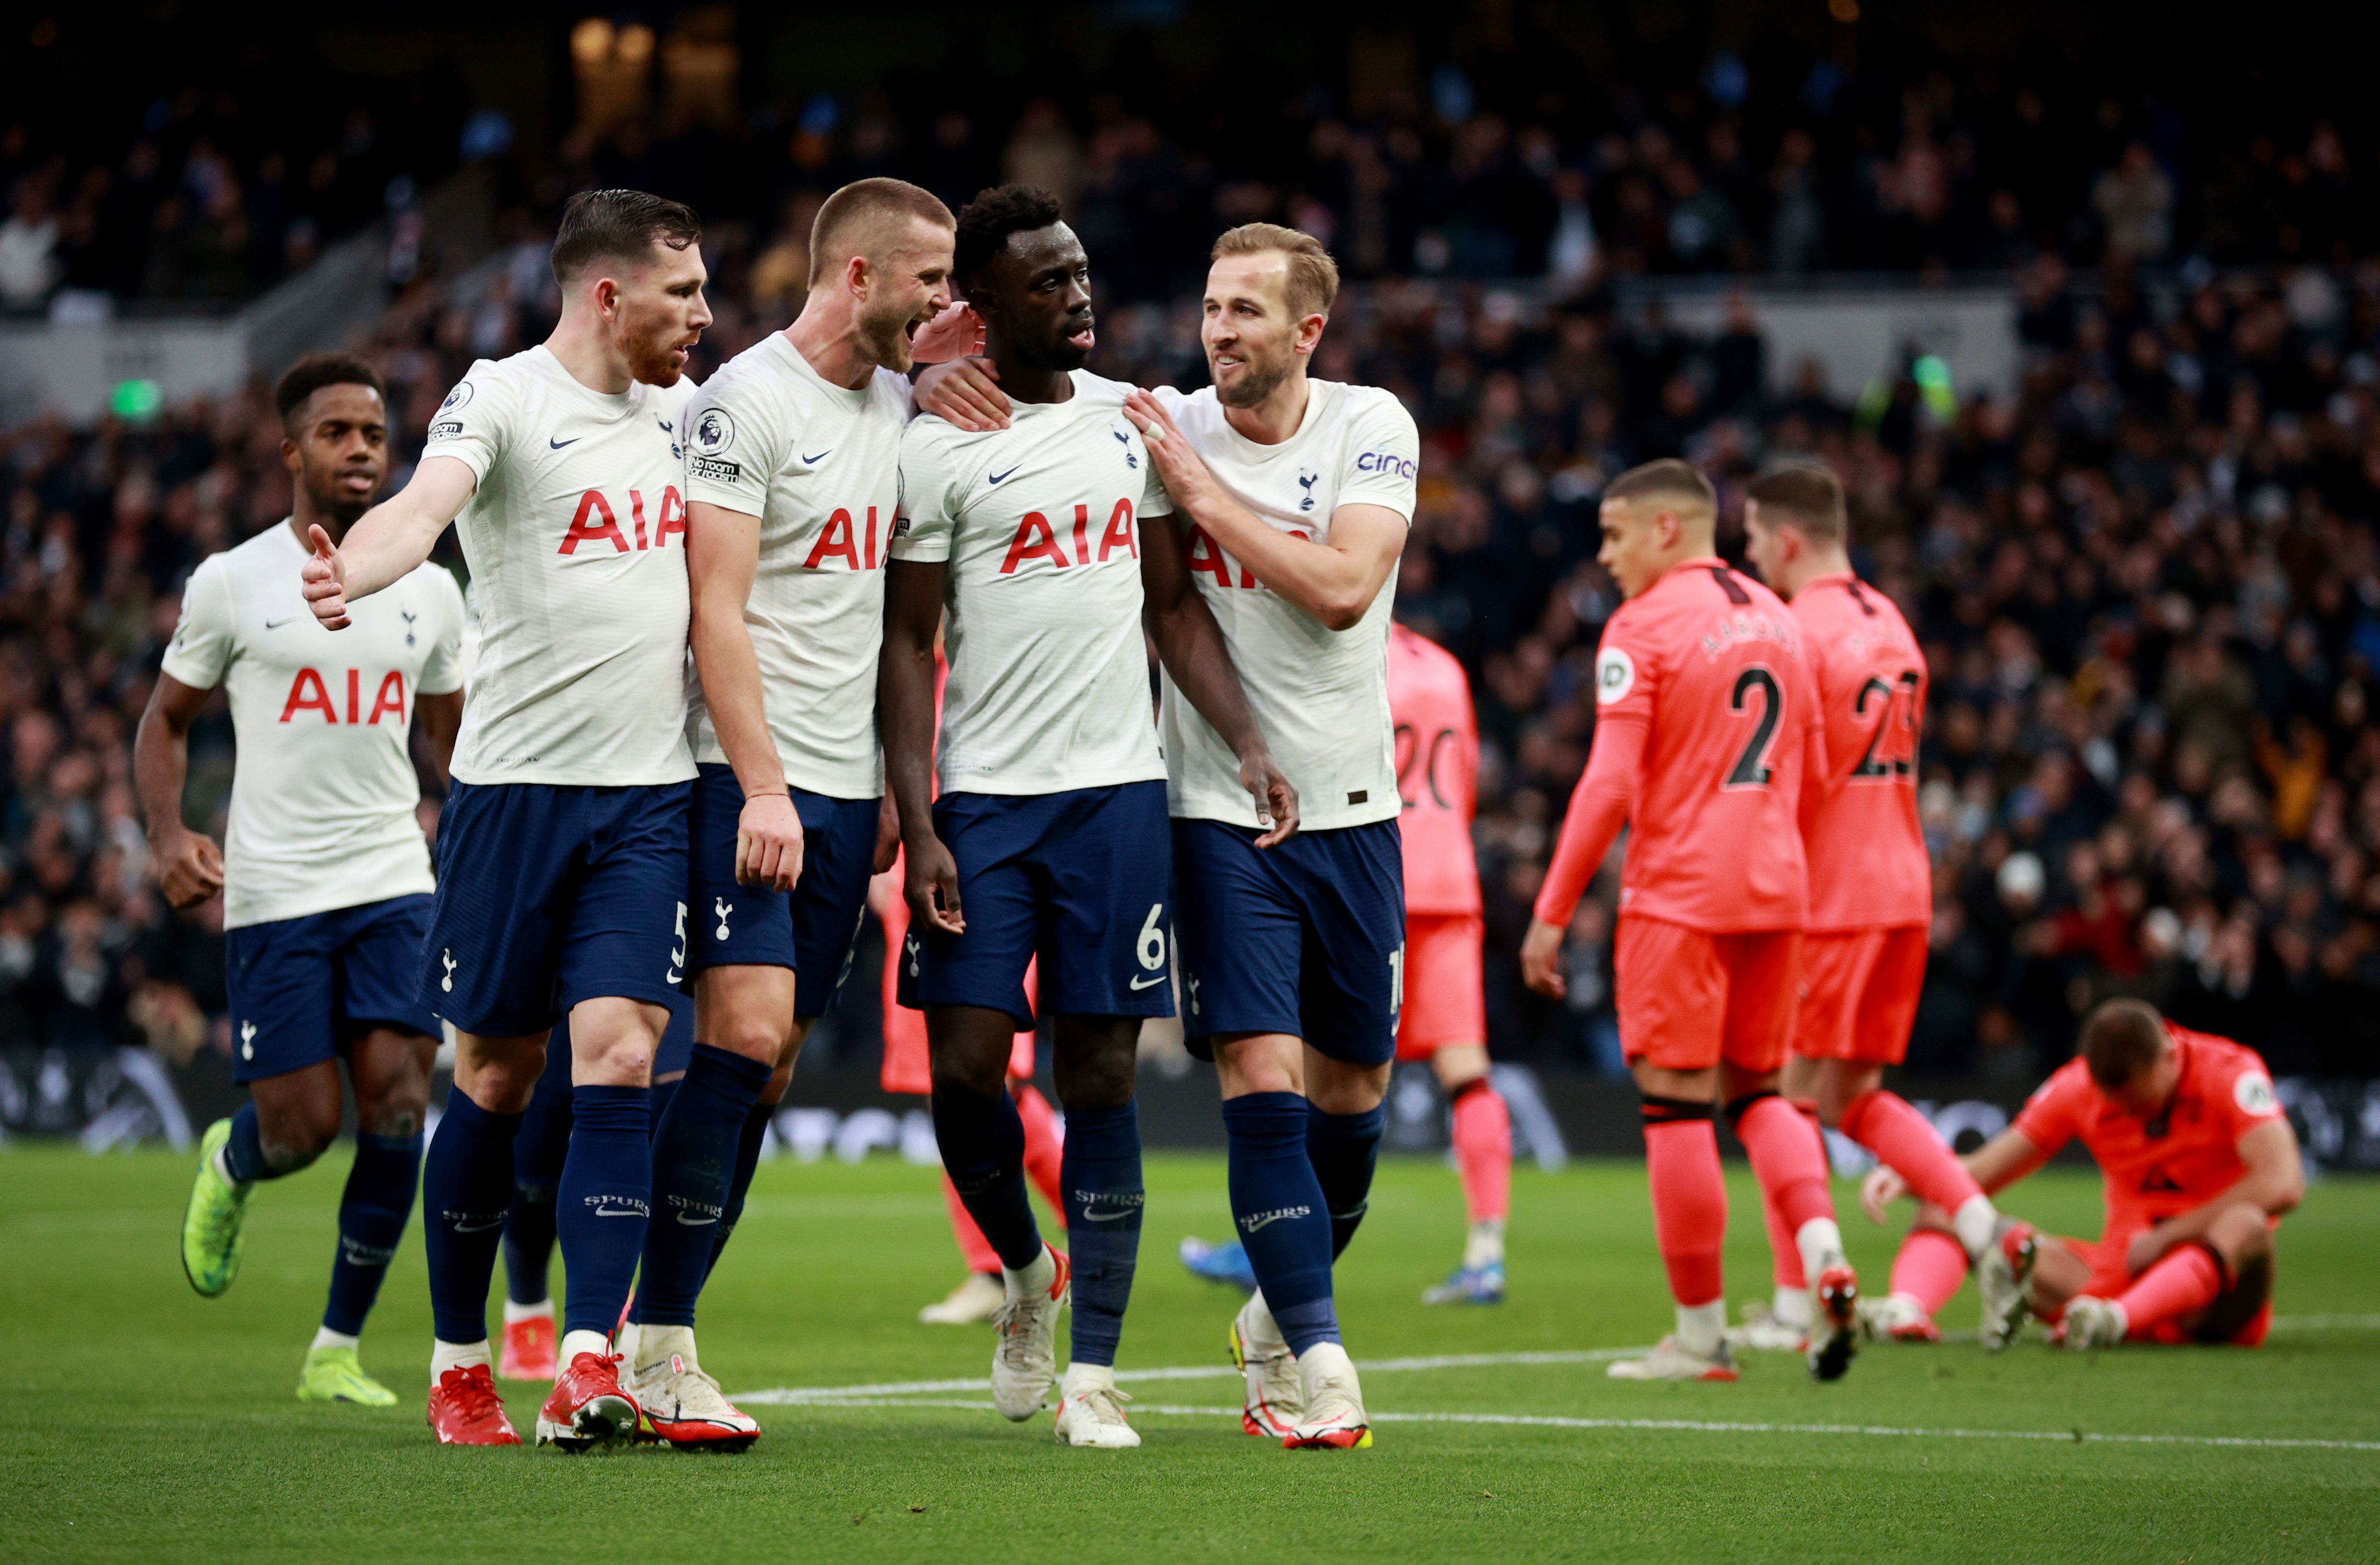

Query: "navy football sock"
<box><xmin>1306</xmin><ymin>1100</ymin><xmax>1387</xmax><ymax>1262</ymax></box>
<box><xmin>931</xmin><ymin>1079</ymin><xmax>1043</xmax><ymax>1272</ymax></box>
<box><xmin>423</xmin><ymin>1087</ymin><xmax>522</xmax><ymax>1345</ymax></box>
<box><xmin>322</xmin><ymin>1130</ymin><xmax>421</xmax><ymax>1336</ymax></box>
<box><xmin>556</xmin><ymin>1084</ymin><xmax>653</xmax><ymax>1340</ymax></box>
<box><xmin>1059</xmin><ymin>1102</ymin><xmax>1144</xmax><ymax>1368</ymax></box>
<box><xmin>704</xmin><ymin>1098</ymin><xmax>777</xmax><ymax>1284</ymax></box>
<box><xmin>221</xmin><ymin>1102</ymin><xmax>272</xmax><ymax>1184</ymax></box>
<box><xmin>648</xmin><ymin>1074</ymin><xmax>682</xmax><ymax>1142</ymax></box>
<box><xmin>501</xmin><ymin>1181</ymin><xmax>557</xmax><ymax>1308</ymax></box>
<box><xmin>637</xmin><ymin>1046</ymin><xmax>769</xmax><ymax>1330</ymax></box>
<box><xmin>1222</xmin><ymin>1091</ymin><xmax>1340</xmax><ymax>1355</ymax></box>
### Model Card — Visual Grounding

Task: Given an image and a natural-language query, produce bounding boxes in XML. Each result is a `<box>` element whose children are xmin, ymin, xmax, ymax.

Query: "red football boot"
<box><xmin>500</xmin><ymin>1313</ymin><xmax>556</xmax><ymax>1381</ymax></box>
<box><xmin>427</xmin><ymin>1363</ymin><xmax>522</xmax><ymax>1446</ymax></box>
<box><xmin>535</xmin><ymin>1351</ymin><xmax>641</xmax><ymax>1451</ymax></box>
<box><xmin>1807</xmin><ymin>1263</ymin><xmax>1860</xmax><ymax>1382</ymax></box>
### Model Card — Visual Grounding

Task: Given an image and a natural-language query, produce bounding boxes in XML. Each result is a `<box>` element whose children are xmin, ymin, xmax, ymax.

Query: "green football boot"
<box><xmin>297</xmin><ymin>1346</ymin><xmax>399</xmax><ymax>1407</ymax></box>
<box><xmin>180</xmin><ymin>1118</ymin><xmax>251</xmax><ymax>1298</ymax></box>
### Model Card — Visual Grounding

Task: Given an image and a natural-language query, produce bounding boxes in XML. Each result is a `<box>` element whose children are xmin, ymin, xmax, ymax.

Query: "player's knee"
<box><xmin>357</xmin><ymin>1082</ymin><xmax>428</xmax><ymax>1140</ymax></box>
<box><xmin>709</xmin><ymin>1006</ymin><xmax>791</xmax><ymax>1067</ymax></box>
<box><xmin>257</xmin><ymin>1105</ymin><xmax>337</xmax><ymax>1172</ymax></box>
<box><xmin>2211</xmin><ymin>1203</ymin><xmax>2272</xmax><ymax>1260</ymax></box>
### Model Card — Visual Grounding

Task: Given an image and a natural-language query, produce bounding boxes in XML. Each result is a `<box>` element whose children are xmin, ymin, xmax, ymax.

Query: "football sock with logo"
<box><xmin>1448</xmin><ymin>1076</ymin><xmax>1512</xmax><ymax>1226</ymax></box>
<box><xmin>1641</xmin><ymin>1097</ymin><xmax>1728</xmax><ymax>1312</ymax></box>
<box><xmin>218</xmin><ymin>1102</ymin><xmax>273</xmax><ymax>1185</ymax></box>
<box><xmin>1890</xmin><ymin>1227</ymin><xmax>1969</xmax><ymax>1316</ymax></box>
<box><xmin>555</xmin><ymin>1084</ymin><xmax>653</xmax><ymax>1340</ymax></box>
<box><xmin>638</xmin><ymin>1046</ymin><xmax>769</xmax><ymax>1329</ymax></box>
<box><xmin>1058</xmin><ymin>1102</ymin><xmax>1143</xmax><ymax>1369</ymax></box>
<box><xmin>2114</xmin><ymin>1243</ymin><xmax>2225</xmax><ymax>1338</ymax></box>
<box><xmin>704</xmin><ymin>1098</ymin><xmax>777</xmax><ymax>1282</ymax></box>
<box><xmin>423</xmin><ymin>1087</ymin><xmax>523</xmax><ymax>1346</ymax></box>
<box><xmin>931</xmin><ymin>1078</ymin><xmax>1044</xmax><ymax>1271</ymax></box>
<box><xmin>942</xmin><ymin>1171</ymin><xmax>1003</xmax><ymax>1274</ymax></box>
<box><xmin>320</xmin><ymin>1130</ymin><xmax>421</xmax><ymax>1337</ymax></box>
<box><xmin>1223</xmin><ymin>1092</ymin><xmax>1340</xmax><ymax>1355</ymax></box>
<box><xmin>501</xmin><ymin>1079</ymin><xmax>571</xmax><ymax>1307</ymax></box>
<box><xmin>1305</xmin><ymin>1100</ymin><xmax>1386</xmax><ymax>1261</ymax></box>
<box><xmin>1840</xmin><ymin>1088</ymin><xmax>1989</xmax><ymax>1224</ymax></box>
<box><xmin>1016</xmin><ymin>1083</ymin><xmax>1068</xmax><ymax>1220</ymax></box>
<box><xmin>1729</xmin><ymin>1092</ymin><xmax>1838</xmax><ymax>1267</ymax></box>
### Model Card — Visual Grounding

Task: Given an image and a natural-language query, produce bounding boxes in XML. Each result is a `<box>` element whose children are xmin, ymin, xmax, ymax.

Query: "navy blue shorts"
<box><xmin>685</xmin><ymin>763</ymin><xmax>876</xmax><ymax>1018</ymax></box>
<box><xmin>1172</xmin><ymin>819</ymin><xmax>1405</xmax><ymax>1065</ymax></box>
<box><xmin>422</xmin><ymin>779</ymin><xmax>692</xmax><ymax>1037</ymax></box>
<box><xmin>225</xmin><ymin>894</ymin><xmax>440</xmax><ymax>1084</ymax></box>
<box><xmin>899</xmin><ymin>782</ymin><xmax>1174</xmax><ymax>1031</ymax></box>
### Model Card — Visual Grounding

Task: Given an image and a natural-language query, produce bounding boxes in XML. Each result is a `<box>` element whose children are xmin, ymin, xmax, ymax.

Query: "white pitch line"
<box><xmin>767</xmin><ymin>1397</ymin><xmax>2380</xmax><ymax>1452</ymax></box>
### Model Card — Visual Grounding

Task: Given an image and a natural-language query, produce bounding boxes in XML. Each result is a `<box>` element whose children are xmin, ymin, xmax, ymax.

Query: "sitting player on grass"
<box><xmin>1862</xmin><ymin>997</ymin><xmax>2303</xmax><ymax>1350</ymax></box>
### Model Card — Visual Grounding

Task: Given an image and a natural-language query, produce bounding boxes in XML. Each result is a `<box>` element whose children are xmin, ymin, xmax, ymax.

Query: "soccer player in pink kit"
<box><xmin>1738</xmin><ymin>464</ymin><xmax>2032</xmax><ymax>1350</ymax></box>
<box><xmin>1388</xmin><ymin>621</ymin><xmax>1515</xmax><ymax>1305</ymax></box>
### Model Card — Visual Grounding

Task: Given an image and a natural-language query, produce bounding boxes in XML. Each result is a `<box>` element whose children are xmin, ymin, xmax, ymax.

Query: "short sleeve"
<box><xmin>2218</xmin><ymin>1057</ymin><xmax>2284</xmax><ymax>1137</ymax></box>
<box><xmin>1139</xmin><ymin>437</ymin><xmax>1174</xmax><ymax>519</ymax></box>
<box><xmin>1591</xmin><ymin>605</ymin><xmax>1658</xmax><ymax>725</ymax></box>
<box><xmin>2012</xmin><ymin>1060</ymin><xmax>2087</xmax><ymax>1157</ymax></box>
<box><xmin>417</xmin><ymin>566</ymin><xmax>469</xmax><ymax>695</ymax></box>
<box><xmin>159</xmin><ymin>557</ymin><xmax>234</xmax><ymax>690</ymax></box>
<box><xmin>891</xmin><ymin>425</ymin><xmax>958</xmax><ymax>564</ymax></box>
<box><xmin>682</xmin><ymin>369</ymin><xmax>782</xmax><ymax>515</ymax></box>
<box><xmin>1335</xmin><ymin>391</ymin><xmax>1420</xmax><ymax>522</ymax></box>
<box><xmin>419</xmin><ymin>360</ymin><xmax>516</xmax><ymax>483</ymax></box>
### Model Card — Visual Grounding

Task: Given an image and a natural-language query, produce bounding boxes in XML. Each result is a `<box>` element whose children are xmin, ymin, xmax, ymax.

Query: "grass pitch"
<box><xmin>3</xmin><ymin>1142</ymin><xmax>2376</xmax><ymax>1563</ymax></box>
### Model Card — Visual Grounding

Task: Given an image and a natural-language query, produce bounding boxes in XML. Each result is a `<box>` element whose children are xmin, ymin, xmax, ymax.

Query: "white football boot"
<box><xmin>1282</xmin><ymin>1341</ymin><xmax>1372</xmax><ymax>1450</ymax></box>
<box><xmin>2061</xmin><ymin>1296</ymin><xmax>2128</xmax><ymax>1352</ymax></box>
<box><xmin>1052</xmin><ymin>1362</ymin><xmax>1141</xmax><ymax>1449</ymax></box>
<box><xmin>1727</xmin><ymin>1295</ymin><xmax>1809</xmax><ymax>1353</ymax></box>
<box><xmin>1855</xmin><ymin>1292</ymin><xmax>1944</xmax><ymax>1344</ymax></box>
<box><xmin>1977</xmin><ymin>1220</ymin><xmax>2040</xmax><ymax>1353</ymax></box>
<box><xmin>990</xmin><ymin>1245</ymin><xmax>1068</xmax><ymax>1421</ymax></box>
<box><xmin>1229</xmin><ymin>1290</ymin><xmax>1303</xmax><ymax>1436</ymax></box>
<box><xmin>627</xmin><ymin>1325</ymin><xmax>760</xmax><ymax>1450</ymax></box>
<box><xmin>1607</xmin><ymin>1334</ymin><xmax>1741</xmax><ymax>1381</ymax></box>
<box><xmin>919</xmin><ymin>1272</ymin><xmax>1005</xmax><ymax>1325</ymax></box>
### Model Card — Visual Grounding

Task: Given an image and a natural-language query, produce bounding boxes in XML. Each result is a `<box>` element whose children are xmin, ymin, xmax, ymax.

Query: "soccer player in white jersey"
<box><xmin>148</xmin><ymin>354</ymin><xmax>466</xmax><ymax>1409</ymax></box>
<box><xmin>618</xmin><ymin>177</ymin><xmax>984</xmax><ymax>1440</ymax></box>
<box><xmin>301</xmin><ymin>189</ymin><xmax>710</xmax><ymax>1450</ymax></box>
<box><xmin>1125</xmin><ymin>225</ymin><xmax>1419</xmax><ymax>1450</ymax></box>
<box><xmin>883</xmin><ymin>185</ymin><xmax>1295</xmax><ymax>1450</ymax></box>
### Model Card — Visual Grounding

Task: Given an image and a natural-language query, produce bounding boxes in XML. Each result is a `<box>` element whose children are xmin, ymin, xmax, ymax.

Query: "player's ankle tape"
<box><xmin>1721</xmin><ymin>1089</ymin><xmax>1780</xmax><ymax>1133</ymax></box>
<box><xmin>1640</xmin><ymin>1094</ymin><xmax>1714</xmax><ymax>1126</ymax></box>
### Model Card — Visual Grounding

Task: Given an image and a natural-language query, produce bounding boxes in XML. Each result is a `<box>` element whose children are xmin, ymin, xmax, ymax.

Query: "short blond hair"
<box><xmin>809</xmin><ymin>177</ymin><xmax>955</xmax><ymax>289</ymax></box>
<box><xmin>1211</xmin><ymin>223</ymin><xmax>1340</xmax><ymax>319</ymax></box>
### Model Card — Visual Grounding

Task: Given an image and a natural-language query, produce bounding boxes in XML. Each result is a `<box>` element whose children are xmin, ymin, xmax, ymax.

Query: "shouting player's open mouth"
<box><xmin>1064</xmin><ymin>305</ymin><xmax>1097</xmax><ymax>354</ymax></box>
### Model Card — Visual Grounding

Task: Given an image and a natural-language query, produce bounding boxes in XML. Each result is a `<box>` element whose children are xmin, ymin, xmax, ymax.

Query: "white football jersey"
<box><xmin>161</xmin><ymin>521</ymin><xmax>467</xmax><ymax>929</ymax></box>
<box><xmin>681</xmin><ymin>333</ymin><xmax>909</xmax><ymax>799</ymax></box>
<box><xmin>892</xmin><ymin>370</ymin><xmax>1171</xmax><ymax>796</ymax></box>
<box><xmin>421</xmin><ymin>345</ymin><xmax>697</xmax><ymax>787</ymax></box>
<box><xmin>1153</xmin><ymin>379</ymin><xmax>1419</xmax><ymax>830</ymax></box>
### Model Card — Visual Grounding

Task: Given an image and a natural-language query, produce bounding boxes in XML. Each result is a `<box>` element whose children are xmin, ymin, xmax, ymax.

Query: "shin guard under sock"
<box><xmin>638</xmin><ymin>1046</ymin><xmax>769</xmax><ymax>1329</ymax></box>
<box><xmin>321</xmin><ymin>1130</ymin><xmax>422</xmax><ymax>1337</ymax></box>
<box><xmin>1058</xmin><ymin>1102</ymin><xmax>1144</xmax><ymax>1368</ymax></box>
<box><xmin>555</xmin><ymin>1084</ymin><xmax>652</xmax><ymax>1340</ymax></box>
<box><xmin>1448</xmin><ymin>1077</ymin><xmax>1512</xmax><ymax>1225</ymax></box>
<box><xmin>703</xmin><ymin>1097</ymin><xmax>776</xmax><ymax>1284</ymax></box>
<box><xmin>931</xmin><ymin>1078</ymin><xmax>1043</xmax><ymax>1271</ymax></box>
<box><xmin>423</xmin><ymin>1087</ymin><xmax>523</xmax><ymax>1346</ymax></box>
<box><xmin>1890</xmin><ymin>1227</ymin><xmax>1970</xmax><ymax>1315</ymax></box>
<box><xmin>1305</xmin><ymin>1100</ymin><xmax>1385</xmax><ymax>1261</ymax></box>
<box><xmin>1223</xmin><ymin>1092</ymin><xmax>1339</xmax><ymax>1355</ymax></box>
<box><xmin>1729</xmin><ymin>1091</ymin><xmax>1836</xmax><ymax>1238</ymax></box>
<box><xmin>1641</xmin><ymin>1097</ymin><xmax>1727</xmax><ymax>1308</ymax></box>
<box><xmin>1841</xmin><ymin>1088</ymin><xmax>1985</xmax><ymax>1216</ymax></box>
<box><xmin>2115</xmin><ymin>1243</ymin><xmax>2225</xmax><ymax>1337</ymax></box>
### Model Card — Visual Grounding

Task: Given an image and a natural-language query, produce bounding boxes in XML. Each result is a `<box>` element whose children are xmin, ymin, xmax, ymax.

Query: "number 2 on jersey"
<box><xmin>1850</xmin><ymin>670</ymin><xmax>1922</xmax><ymax>780</ymax></box>
<box><xmin>1723</xmin><ymin>666</ymin><xmax>1783</xmax><ymax>787</ymax></box>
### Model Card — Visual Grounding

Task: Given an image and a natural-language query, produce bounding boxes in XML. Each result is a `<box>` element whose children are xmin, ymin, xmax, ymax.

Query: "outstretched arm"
<box><xmin>2125</xmin><ymin>1118</ymin><xmax>2304</xmax><ymax>1272</ymax></box>
<box><xmin>1139</xmin><ymin>512</ymin><xmax>1297</xmax><ymax>846</ymax></box>
<box><xmin>688</xmin><ymin>499</ymin><xmax>804</xmax><ymax>892</ymax></box>
<box><xmin>302</xmin><ymin>456</ymin><xmax>478</xmax><ymax>628</ymax></box>
<box><xmin>1861</xmin><ymin>1123</ymin><xmax>2050</xmax><ymax>1223</ymax></box>
<box><xmin>1124</xmin><ymin>391</ymin><xmax>1403</xmax><ymax>632</ymax></box>
<box><xmin>879</xmin><ymin>558</ymin><xmax>960</xmax><ymax>933</ymax></box>
<box><xmin>1520</xmin><ymin>714</ymin><xmax>1648</xmax><ymax>996</ymax></box>
<box><xmin>133</xmin><ymin>674</ymin><xmax>224</xmax><ymax>908</ymax></box>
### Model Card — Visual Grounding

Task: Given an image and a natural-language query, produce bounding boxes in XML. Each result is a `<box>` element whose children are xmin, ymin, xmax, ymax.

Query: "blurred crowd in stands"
<box><xmin>5</xmin><ymin>29</ymin><xmax>2376</xmax><ymax>315</ymax></box>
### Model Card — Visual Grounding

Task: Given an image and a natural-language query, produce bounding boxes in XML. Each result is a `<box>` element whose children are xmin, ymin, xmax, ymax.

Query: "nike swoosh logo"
<box><xmin>550</xmin><ymin>437</ymin><xmax>580</xmax><ymax>449</ymax></box>
<box><xmin>1128</xmin><ymin>974</ymin><xmax>1167</xmax><ymax>990</ymax></box>
<box><xmin>1080</xmin><ymin>1208</ymin><xmax>1134</xmax><ymax>1221</ymax></box>
<box><xmin>263</xmin><ymin>617</ymin><xmax>294</xmax><ymax>630</ymax></box>
<box><xmin>451</xmin><ymin>1217</ymin><xmax>505</xmax><ymax>1233</ymax></box>
<box><xmin>594</xmin><ymin>1207</ymin><xmax>641</xmax><ymax>1219</ymax></box>
<box><xmin>675</xmin><ymin>1213</ymin><xmax>719</xmax><ymax>1226</ymax></box>
<box><xmin>988</xmin><ymin>465</ymin><xmax>1020</xmax><ymax>484</ymax></box>
<box><xmin>1241</xmin><ymin>1212</ymin><xmax>1291</xmax><ymax>1233</ymax></box>
<box><xmin>802</xmin><ymin>449</ymin><xmax>832</xmax><ymax>463</ymax></box>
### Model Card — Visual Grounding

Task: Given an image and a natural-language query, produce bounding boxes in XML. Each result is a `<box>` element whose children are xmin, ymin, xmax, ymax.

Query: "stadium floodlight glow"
<box><xmin>110</xmin><ymin>379</ymin><xmax>163</xmax><ymax>422</ymax></box>
<box><xmin>571</xmin><ymin>17</ymin><xmax>614</xmax><ymax>63</ymax></box>
<box><xmin>1913</xmin><ymin>354</ymin><xmax>1957</xmax><ymax>420</ymax></box>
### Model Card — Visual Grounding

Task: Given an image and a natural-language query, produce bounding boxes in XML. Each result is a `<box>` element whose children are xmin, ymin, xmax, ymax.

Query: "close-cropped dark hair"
<box><xmin>2079</xmin><ymin>998</ymin><xmax>2170</xmax><ymax>1089</ymax></box>
<box><xmin>1746</xmin><ymin>462</ymin><xmax>1849</xmax><ymax>544</ymax></box>
<box><xmin>953</xmin><ymin>184</ymin><xmax>1066</xmax><ymax>288</ymax></box>
<box><xmin>550</xmin><ymin>188</ymin><xmax>703</xmax><ymax>284</ymax></box>
<box><xmin>274</xmin><ymin>352</ymin><xmax>386</xmax><ymax>430</ymax></box>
